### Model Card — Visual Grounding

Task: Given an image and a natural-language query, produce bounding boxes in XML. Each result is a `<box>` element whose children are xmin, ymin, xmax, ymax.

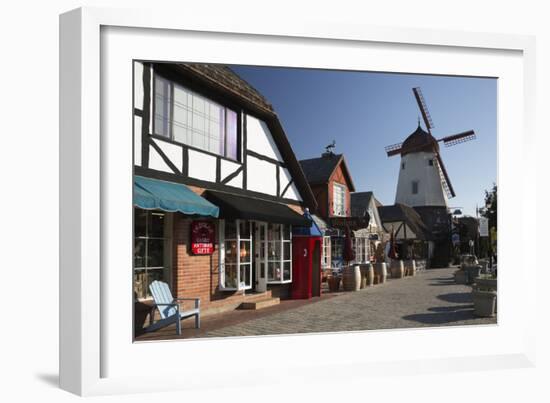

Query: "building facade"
<box><xmin>133</xmin><ymin>62</ymin><xmax>318</xmax><ymax>327</ymax></box>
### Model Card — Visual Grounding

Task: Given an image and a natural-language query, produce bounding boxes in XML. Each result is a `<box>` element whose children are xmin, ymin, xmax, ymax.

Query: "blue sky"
<box><xmin>232</xmin><ymin>65</ymin><xmax>497</xmax><ymax>217</ymax></box>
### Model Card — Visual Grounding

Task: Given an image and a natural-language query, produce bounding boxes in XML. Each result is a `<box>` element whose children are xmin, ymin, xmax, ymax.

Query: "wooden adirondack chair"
<box><xmin>145</xmin><ymin>280</ymin><xmax>200</xmax><ymax>335</ymax></box>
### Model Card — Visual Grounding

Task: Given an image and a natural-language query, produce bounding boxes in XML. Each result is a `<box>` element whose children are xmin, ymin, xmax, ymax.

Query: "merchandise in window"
<box><xmin>219</xmin><ymin>220</ymin><xmax>252</xmax><ymax>290</ymax></box>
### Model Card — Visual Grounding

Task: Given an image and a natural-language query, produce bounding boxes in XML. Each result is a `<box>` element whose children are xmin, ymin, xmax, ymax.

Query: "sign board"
<box><xmin>479</xmin><ymin>217</ymin><xmax>489</xmax><ymax>237</ymax></box>
<box><xmin>328</xmin><ymin>214</ymin><xmax>370</xmax><ymax>231</ymax></box>
<box><xmin>191</xmin><ymin>221</ymin><xmax>216</xmax><ymax>255</ymax></box>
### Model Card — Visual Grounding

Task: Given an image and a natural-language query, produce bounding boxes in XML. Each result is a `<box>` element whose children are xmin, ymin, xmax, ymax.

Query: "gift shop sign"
<box><xmin>191</xmin><ymin>221</ymin><xmax>215</xmax><ymax>255</ymax></box>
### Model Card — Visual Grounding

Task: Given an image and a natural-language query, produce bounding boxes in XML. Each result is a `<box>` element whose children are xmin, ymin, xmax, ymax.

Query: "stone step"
<box><xmin>239</xmin><ymin>297</ymin><xmax>280</xmax><ymax>310</ymax></box>
<box><xmin>242</xmin><ymin>290</ymin><xmax>272</xmax><ymax>302</ymax></box>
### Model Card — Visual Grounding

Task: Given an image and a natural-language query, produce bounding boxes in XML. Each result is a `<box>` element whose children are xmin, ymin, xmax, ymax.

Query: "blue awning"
<box><xmin>134</xmin><ymin>176</ymin><xmax>219</xmax><ymax>218</ymax></box>
<box><xmin>292</xmin><ymin>208</ymin><xmax>322</xmax><ymax>237</ymax></box>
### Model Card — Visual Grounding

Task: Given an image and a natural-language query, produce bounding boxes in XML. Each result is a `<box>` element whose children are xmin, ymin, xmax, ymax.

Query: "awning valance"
<box><xmin>204</xmin><ymin>190</ymin><xmax>309</xmax><ymax>226</ymax></box>
<box><xmin>134</xmin><ymin>176</ymin><xmax>219</xmax><ymax>218</ymax></box>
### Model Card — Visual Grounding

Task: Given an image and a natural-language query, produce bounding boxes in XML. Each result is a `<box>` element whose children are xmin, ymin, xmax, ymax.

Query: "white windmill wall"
<box><xmin>395</xmin><ymin>151</ymin><xmax>448</xmax><ymax>207</ymax></box>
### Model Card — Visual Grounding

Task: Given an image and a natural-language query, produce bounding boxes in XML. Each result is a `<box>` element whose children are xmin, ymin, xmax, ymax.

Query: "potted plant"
<box><xmin>327</xmin><ymin>273</ymin><xmax>341</xmax><ymax>292</ymax></box>
<box><xmin>471</xmin><ymin>273</ymin><xmax>497</xmax><ymax>317</ymax></box>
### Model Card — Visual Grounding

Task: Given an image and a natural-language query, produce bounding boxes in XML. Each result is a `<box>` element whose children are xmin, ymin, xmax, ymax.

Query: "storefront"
<box><xmin>132</xmin><ymin>61</ymin><xmax>318</xmax><ymax>328</ymax></box>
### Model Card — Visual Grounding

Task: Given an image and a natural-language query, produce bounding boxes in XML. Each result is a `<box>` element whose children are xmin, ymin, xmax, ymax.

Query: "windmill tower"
<box><xmin>384</xmin><ymin>87</ymin><xmax>476</xmax><ymax>266</ymax></box>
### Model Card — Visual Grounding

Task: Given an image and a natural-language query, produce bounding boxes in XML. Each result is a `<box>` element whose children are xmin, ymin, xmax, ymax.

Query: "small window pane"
<box><xmin>225</xmin><ymin>240</ymin><xmax>238</xmax><ymax>265</ymax></box>
<box><xmin>225</xmin><ymin>221</ymin><xmax>237</xmax><ymax>239</ymax></box>
<box><xmin>226</xmin><ymin>109</ymin><xmax>238</xmax><ymax>160</ymax></box>
<box><xmin>268</xmin><ymin>262</ymin><xmax>282</xmax><ymax>282</ymax></box>
<box><xmin>239</xmin><ymin>221</ymin><xmax>251</xmax><ymax>239</ymax></box>
<box><xmin>240</xmin><ymin>264</ymin><xmax>251</xmax><ymax>287</ymax></box>
<box><xmin>239</xmin><ymin>241</ymin><xmax>251</xmax><ymax>263</ymax></box>
<box><xmin>283</xmin><ymin>242</ymin><xmax>290</xmax><ymax>260</ymax></box>
<box><xmin>283</xmin><ymin>261</ymin><xmax>291</xmax><ymax>281</ymax></box>
<box><xmin>154</xmin><ymin>76</ymin><xmax>171</xmax><ymax>138</ymax></box>
<box><xmin>147</xmin><ymin>239</ymin><xmax>164</xmax><ymax>267</ymax></box>
<box><xmin>134</xmin><ymin>238</ymin><xmax>146</xmax><ymax>268</ymax></box>
<box><xmin>224</xmin><ymin>264</ymin><xmax>238</xmax><ymax>288</ymax></box>
<box><xmin>282</xmin><ymin>224</ymin><xmax>291</xmax><ymax>240</ymax></box>
<box><xmin>268</xmin><ymin>242</ymin><xmax>281</xmax><ymax>260</ymax></box>
<box><xmin>149</xmin><ymin>212</ymin><xmax>165</xmax><ymax>238</ymax></box>
<box><xmin>134</xmin><ymin>209</ymin><xmax>147</xmax><ymax>237</ymax></box>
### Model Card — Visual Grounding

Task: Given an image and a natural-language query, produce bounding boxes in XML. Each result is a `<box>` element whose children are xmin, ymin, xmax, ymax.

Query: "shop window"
<box><xmin>265</xmin><ymin>223</ymin><xmax>292</xmax><ymax>283</ymax></box>
<box><xmin>219</xmin><ymin>220</ymin><xmax>252</xmax><ymax>290</ymax></box>
<box><xmin>154</xmin><ymin>73</ymin><xmax>239</xmax><ymax>161</ymax></box>
<box><xmin>353</xmin><ymin>237</ymin><xmax>370</xmax><ymax>264</ymax></box>
<box><xmin>321</xmin><ymin>236</ymin><xmax>331</xmax><ymax>271</ymax></box>
<box><xmin>333</xmin><ymin>183</ymin><xmax>346</xmax><ymax>216</ymax></box>
<box><xmin>133</xmin><ymin>209</ymin><xmax>172</xmax><ymax>300</ymax></box>
<box><xmin>331</xmin><ymin>237</ymin><xmax>344</xmax><ymax>270</ymax></box>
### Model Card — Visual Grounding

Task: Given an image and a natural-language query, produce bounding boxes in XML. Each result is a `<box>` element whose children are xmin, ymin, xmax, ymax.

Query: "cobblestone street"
<box><xmin>200</xmin><ymin>267</ymin><xmax>496</xmax><ymax>338</ymax></box>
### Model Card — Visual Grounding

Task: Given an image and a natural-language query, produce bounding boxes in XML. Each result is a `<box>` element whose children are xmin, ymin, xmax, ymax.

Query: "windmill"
<box><xmin>385</xmin><ymin>87</ymin><xmax>476</xmax><ymax>205</ymax></box>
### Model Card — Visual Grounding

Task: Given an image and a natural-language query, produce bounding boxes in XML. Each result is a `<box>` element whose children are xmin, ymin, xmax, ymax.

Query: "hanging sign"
<box><xmin>191</xmin><ymin>221</ymin><xmax>215</xmax><ymax>255</ymax></box>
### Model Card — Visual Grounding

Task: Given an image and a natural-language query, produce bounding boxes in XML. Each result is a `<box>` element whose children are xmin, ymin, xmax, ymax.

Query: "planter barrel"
<box><xmin>366</xmin><ymin>263</ymin><xmax>375</xmax><ymax>286</ymax></box>
<box><xmin>390</xmin><ymin>260</ymin><xmax>405</xmax><ymax>279</ymax></box>
<box><xmin>454</xmin><ymin>270</ymin><xmax>468</xmax><ymax>284</ymax></box>
<box><xmin>374</xmin><ymin>263</ymin><xmax>387</xmax><ymax>284</ymax></box>
<box><xmin>472</xmin><ymin>289</ymin><xmax>497</xmax><ymax>317</ymax></box>
<box><xmin>342</xmin><ymin>265</ymin><xmax>361</xmax><ymax>291</ymax></box>
<box><xmin>404</xmin><ymin>259</ymin><xmax>416</xmax><ymax>276</ymax></box>
<box><xmin>359</xmin><ymin>264</ymin><xmax>368</xmax><ymax>289</ymax></box>
<box><xmin>463</xmin><ymin>265</ymin><xmax>482</xmax><ymax>284</ymax></box>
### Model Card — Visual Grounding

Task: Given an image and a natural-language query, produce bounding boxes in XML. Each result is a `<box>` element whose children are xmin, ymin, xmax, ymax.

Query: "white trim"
<box><xmin>59</xmin><ymin>7</ymin><xmax>536</xmax><ymax>396</ymax></box>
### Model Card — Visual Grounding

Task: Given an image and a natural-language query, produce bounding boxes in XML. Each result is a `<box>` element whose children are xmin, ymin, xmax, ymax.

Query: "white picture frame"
<box><xmin>59</xmin><ymin>6</ymin><xmax>537</xmax><ymax>396</ymax></box>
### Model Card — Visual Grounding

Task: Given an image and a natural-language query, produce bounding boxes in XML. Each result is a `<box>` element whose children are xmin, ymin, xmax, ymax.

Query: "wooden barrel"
<box><xmin>342</xmin><ymin>265</ymin><xmax>361</xmax><ymax>291</ymax></box>
<box><xmin>404</xmin><ymin>259</ymin><xmax>416</xmax><ymax>276</ymax></box>
<box><xmin>374</xmin><ymin>263</ymin><xmax>387</xmax><ymax>284</ymax></box>
<box><xmin>390</xmin><ymin>260</ymin><xmax>404</xmax><ymax>278</ymax></box>
<box><xmin>359</xmin><ymin>264</ymin><xmax>368</xmax><ymax>289</ymax></box>
<box><xmin>366</xmin><ymin>263</ymin><xmax>375</xmax><ymax>286</ymax></box>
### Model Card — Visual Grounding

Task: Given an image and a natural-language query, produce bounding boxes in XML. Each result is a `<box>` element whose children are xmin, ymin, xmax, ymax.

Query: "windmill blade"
<box><xmin>434</xmin><ymin>153</ymin><xmax>456</xmax><ymax>198</ymax></box>
<box><xmin>438</xmin><ymin>130</ymin><xmax>476</xmax><ymax>147</ymax></box>
<box><xmin>385</xmin><ymin>141</ymin><xmax>403</xmax><ymax>157</ymax></box>
<box><xmin>413</xmin><ymin>87</ymin><xmax>434</xmax><ymax>132</ymax></box>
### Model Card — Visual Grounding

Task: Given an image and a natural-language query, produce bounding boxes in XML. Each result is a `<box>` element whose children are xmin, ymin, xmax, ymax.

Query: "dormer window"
<box><xmin>401</xmin><ymin>162</ymin><xmax>405</xmax><ymax>170</ymax></box>
<box><xmin>333</xmin><ymin>183</ymin><xmax>346</xmax><ymax>216</ymax></box>
<box><xmin>428</xmin><ymin>159</ymin><xmax>434</xmax><ymax>166</ymax></box>
<box><xmin>153</xmin><ymin>73</ymin><xmax>239</xmax><ymax>161</ymax></box>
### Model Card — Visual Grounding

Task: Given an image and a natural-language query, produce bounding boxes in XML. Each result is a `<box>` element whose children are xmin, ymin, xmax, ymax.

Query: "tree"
<box><xmin>482</xmin><ymin>183</ymin><xmax>497</xmax><ymax>230</ymax></box>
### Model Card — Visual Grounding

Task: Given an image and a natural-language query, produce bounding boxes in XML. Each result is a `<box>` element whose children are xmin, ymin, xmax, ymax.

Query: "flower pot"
<box><xmin>404</xmin><ymin>259</ymin><xmax>416</xmax><ymax>276</ymax></box>
<box><xmin>472</xmin><ymin>289</ymin><xmax>497</xmax><ymax>317</ymax></box>
<box><xmin>374</xmin><ymin>263</ymin><xmax>387</xmax><ymax>284</ymax></box>
<box><xmin>342</xmin><ymin>265</ymin><xmax>361</xmax><ymax>291</ymax></box>
<box><xmin>463</xmin><ymin>265</ymin><xmax>482</xmax><ymax>284</ymax></box>
<box><xmin>327</xmin><ymin>276</ymin><xmax>341</xmax><ymax>292</ymax></box>
<box><xmin>474</xmin><ymin>277</ymin><xmax>497</xmax><ymax>292</ymax></box>
<box><xmin>454</xmin><ymin>270</ymin><xmax>468</xmax><ymax>284</ymax></box>
<box><xmin>390</xmin><ymin>260</ymin><xmax>404</xmax><ymax>279</ymax></box>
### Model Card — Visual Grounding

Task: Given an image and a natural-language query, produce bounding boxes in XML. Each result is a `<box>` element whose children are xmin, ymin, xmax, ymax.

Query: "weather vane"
<box><xmin>325</xmin><ymin>140</ymin><xmax>336</xmax><ymax>154</ymax></box>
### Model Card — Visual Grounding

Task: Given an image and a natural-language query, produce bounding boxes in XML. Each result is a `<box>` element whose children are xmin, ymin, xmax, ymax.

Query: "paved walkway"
<box><xmin>200</xmin><ymin>267</ymin><xmax>496</xmax><ymax>338</ymax></box>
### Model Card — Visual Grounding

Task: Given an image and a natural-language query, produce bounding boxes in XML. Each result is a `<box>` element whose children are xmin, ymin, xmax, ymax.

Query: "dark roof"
<box><xmin>299</xmin><ymin>153</ymin><xmax>356</xmax><ymax>191</ymax></box>
<box><xmin>204</xmin><ymin>190</ymin><xmax>309</xmax><ymax>226</ymax></box>
<box><xmin>351</xmin><ymin>191</ymin><xmax>374</xmax><ymax>217</ymax></box>
<box><xmin>180</xmin><ymin>64</ymin><xmax>274</xmax><ymax>113</ymax></box>
<box><xmin>378</xmin><ymin>203</ymin><xmax>431</xmax><ymax>240</ymax></box>
<box><xmin>401</xmin><ymin>124</ymin><xmax>440</xmax><ymax>156</ymax></box>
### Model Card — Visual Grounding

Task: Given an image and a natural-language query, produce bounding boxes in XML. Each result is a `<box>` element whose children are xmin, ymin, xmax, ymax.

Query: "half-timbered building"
<box><xmin>133</xmin><ymin>62</ymin><xmax>317</xmax><ymax>326</ymax></box>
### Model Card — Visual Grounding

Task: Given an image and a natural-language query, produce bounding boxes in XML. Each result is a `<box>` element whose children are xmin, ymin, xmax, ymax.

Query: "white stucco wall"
<box><xmin>188</xmin><ymin>149</ymin><xmax>217</xmax><ymax>182</ymax></box>
<box><xmin>133</xmin><ymin>61</ymin><xmax>143</xmax><ymax>110</ymax></box>
<box><xmin>395</xmin><ymin>151</ymin><xmax>448</xmax><ymax>207</ymax></box>
<box><xmin>246</xmin><ymin>155</ymin><xmax>277</xmax><ymax>196</ymax></box>
<box><xmin>246</xmin><ymin>115</ymin><xmax>283</xmax><ymax>162</ymax></box>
